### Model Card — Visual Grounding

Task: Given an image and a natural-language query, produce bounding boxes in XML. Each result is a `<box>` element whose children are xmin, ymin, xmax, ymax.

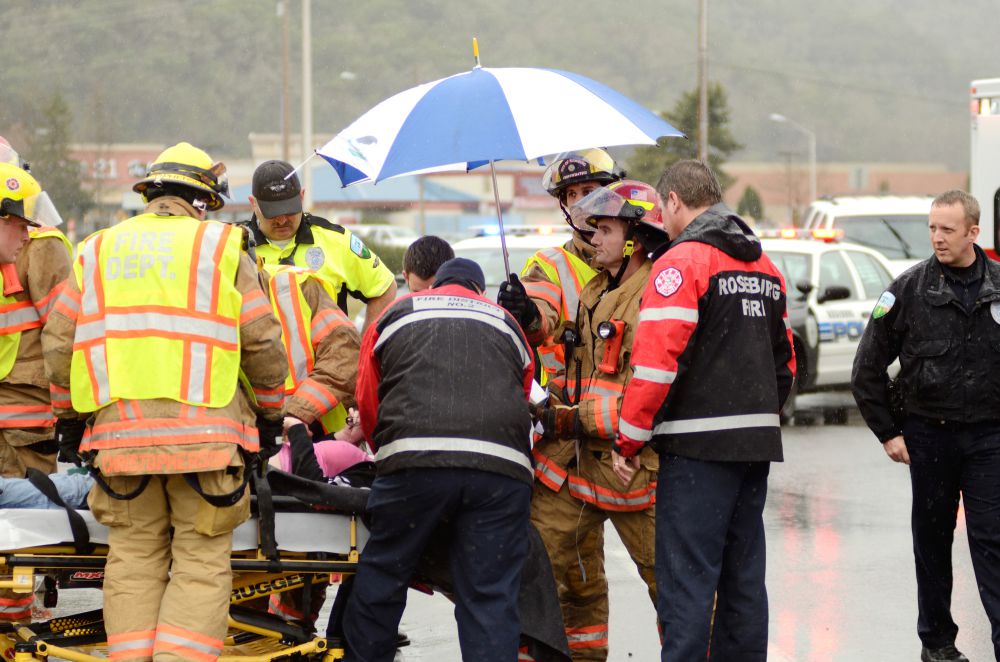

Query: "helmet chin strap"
<box><xmin>607</xmin><ymin>225</ymin><xmax>637</xmax><ymax>292</ymax></box>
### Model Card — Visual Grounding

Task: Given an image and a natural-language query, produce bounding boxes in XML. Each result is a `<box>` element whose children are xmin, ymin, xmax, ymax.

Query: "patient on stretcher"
<box><xmin>0</xmin><ymin>469</ymin><xmax>93</xmax><ymax>509</ymax></box>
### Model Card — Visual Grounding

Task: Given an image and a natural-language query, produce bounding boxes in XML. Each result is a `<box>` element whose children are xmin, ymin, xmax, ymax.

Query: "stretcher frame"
<box><xmin>0</xmin><ymin>512</ymin><xmax>365</xmax><ymax>661</ymax></box>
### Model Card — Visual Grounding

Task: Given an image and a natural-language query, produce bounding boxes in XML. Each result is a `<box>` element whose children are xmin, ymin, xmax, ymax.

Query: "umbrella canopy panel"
<box><xmin>319</xmin><ymin>66</ymin><xmax>684</xmax><ymax>186</ymax></box>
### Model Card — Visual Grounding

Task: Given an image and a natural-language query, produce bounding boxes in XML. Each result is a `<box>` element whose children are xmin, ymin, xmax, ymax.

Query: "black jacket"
<box><xmin>852</xmin><ymin>245</ymin><xmax>1000</xmax><ymax>442</ymax></box>
<box><xmin>356</xmin><ymin>284</ymin><xmax>535</xmax><ymax>484</ymax></box>
<box><xmin>617</xmin><ymin>204</ymin><xmax>794</xmax><ymax>462</ymax></box>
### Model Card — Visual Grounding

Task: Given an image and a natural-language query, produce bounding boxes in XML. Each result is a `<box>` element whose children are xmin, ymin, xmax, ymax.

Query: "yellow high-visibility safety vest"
<box><xmin>69</xmin><ymin>215</ymin><xmax>243</xmax><ymax>412</ymax></box>
<box><xmin>0</xmin><ymin>226</ymin><xmax>72</xmax><ymax>382</ymax></box>
<box><xmin>265</xmin><ymin>264</ymin><xmax>348</xmax><ymax>433</ymax></box>
<box><xmin>521</xmin><ymin>247</ymin><xmax>598</xmax><ymax>384</ymax></box>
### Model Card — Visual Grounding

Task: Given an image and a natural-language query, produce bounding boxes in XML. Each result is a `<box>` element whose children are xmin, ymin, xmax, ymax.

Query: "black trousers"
<box><xmin>655</xmin><ymin>454</ymin><xmax>770</xmax><ymax>662</ymax></box>
<box><xmin>343</xmin><ymin>467</ymin><xmax>531</xmax><ymax>662</ymax></box>
<box><xmin>904</xmin><ymin>416</ymin><xmax>1000</xmax><ymax>656</ymax></box>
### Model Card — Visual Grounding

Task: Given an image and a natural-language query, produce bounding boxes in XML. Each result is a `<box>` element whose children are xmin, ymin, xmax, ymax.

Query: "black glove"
<box><xmin>498</xmin><ymin>273</ymin><xmax>539</xmax><ymax>330</ymax></box>
<box><xmin>55</xmin><ymin>418</ymin><xmax>87</xmax><ymax>466</ymax></box>
<box><xmin>256</xmin><ymin>416</ymin><xmax>283</xmax><ymax>461</ymax></box>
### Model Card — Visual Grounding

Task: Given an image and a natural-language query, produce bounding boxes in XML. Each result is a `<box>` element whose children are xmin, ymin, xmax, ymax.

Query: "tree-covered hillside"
<box><xmin>1</xmin><ymin>0</ymin><xmax>995</xmax><ymax>169</ymax></box>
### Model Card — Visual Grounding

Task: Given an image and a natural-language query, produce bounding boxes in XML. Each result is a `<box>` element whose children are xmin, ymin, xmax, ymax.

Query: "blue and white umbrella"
<box><xmin>316</xmin><ymin>50</ymin><xmax>684</xmax><ymax>274</ymax></box>
<box><xmin>317</xmin><ymin>66</ymin><xmax>683</xmax><ymax>185</ymax></box>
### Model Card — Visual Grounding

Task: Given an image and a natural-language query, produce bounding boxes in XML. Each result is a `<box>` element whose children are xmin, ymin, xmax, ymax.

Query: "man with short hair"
<box><xmin>615</xmin><ymin>160</ymin><xmax>794</xmax><ymax>661</ymax></box>
<box><xmin>853</xmin><ymin>189</ymin><xmax>1000</xmax><ymax>662</ymax></box>
<box><xmin>401</xmin><ymin>235</ymin><xmax>453</xmax><ymax>293</ymax></box>
<box><xmin>247</xmin><ymin>160</ymin><xmax>397</xmax><ymax>329</ymax></box>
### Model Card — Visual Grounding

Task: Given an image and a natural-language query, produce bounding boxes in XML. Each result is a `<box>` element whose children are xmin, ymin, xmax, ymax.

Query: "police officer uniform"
<box><xmin>853</xmin><ymin>242</ymin><xmax>1000</xmax><ymax>659</ymax></box>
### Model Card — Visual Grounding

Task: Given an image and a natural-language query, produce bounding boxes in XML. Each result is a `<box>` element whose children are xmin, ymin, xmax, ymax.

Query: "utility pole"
<box><xmin>697</xmin><ymin>0</ymin><xmax>709</xmax><ymax>162</ymax></box>
<box><xmin>280</xmin><ymin>0</ymin><xmax>290</xmax><ymax>162</ymax></box>
<box><xmin>301</xmin><ymin>0</ymin><xmax>313</xmax><ymax>210</ymax></box>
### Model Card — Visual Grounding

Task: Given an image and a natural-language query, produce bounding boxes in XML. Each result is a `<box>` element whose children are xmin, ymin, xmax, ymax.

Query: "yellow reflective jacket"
<box><xmin>69</xmin><ymin>214</ymin><xmax>243</xmax><ymax>412</ymax></box>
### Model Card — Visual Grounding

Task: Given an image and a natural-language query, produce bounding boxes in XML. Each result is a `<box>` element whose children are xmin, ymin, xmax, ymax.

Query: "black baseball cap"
<box><xmin>252</xmin><ymin>160</ymin><xmax>303</xmax><ymax>218</ymax></box>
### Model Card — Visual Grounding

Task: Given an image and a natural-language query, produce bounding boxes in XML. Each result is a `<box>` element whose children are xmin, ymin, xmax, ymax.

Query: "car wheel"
<box><xmin>823</xmin><ymin>407</ymin><xmax>849</xmax><ymax>425</ymax></box>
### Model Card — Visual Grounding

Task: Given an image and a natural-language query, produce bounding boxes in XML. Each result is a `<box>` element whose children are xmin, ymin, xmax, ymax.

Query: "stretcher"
<box><xmin>0</xmin><ymin>469</ymin><xmax>572</xmax><ymax>662</ymax></box>
<box><xmin>0</xmin><ymin>472</ymin><xmax>369</xmax><ymax>661</ymax></box>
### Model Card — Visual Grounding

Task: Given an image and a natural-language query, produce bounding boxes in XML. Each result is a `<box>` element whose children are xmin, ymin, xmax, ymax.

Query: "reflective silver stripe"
<box><xmin>534</xmin><ymin>460</ymin><xmax>566</xmax><ymax>488</ymax></box>
<box><xmin>0</xmin><ymin>304</ymin><xmax>40</xmax><ymax>331</ymax></box>
<box><xmin>76</xmin><ymin>311</ymin><xmax>237</xmax><ymax>345</ymax></box>
<box><xmin>376</xmin><ymin>309</ymin><xmax>530</xmax><ymax>369</ymax></box>
<box><xmin>538</xmin><ymin>351</ymin><xmax>561</xmax><ymax>370</ymax></box>
<box><xmin>193</xmin><ymin>222</ymin><xmax>226</xmax><ymax>313</ymax></box>
<box><xmin>618</xmin><ymin>417</ymin><xmax>652</xmax><ymax>442</ymax></box>
<box><xmin>376</xmin><ymin>437</ymin><xmax>532</xmax><ymax>473</ymax></box>
<box><xmin>564</xmin><ymin>381</ymin><xmax>622</xmax><ymax>399</ymax></box>
<box><xmin>632</xmin><ymin>365</ymin><xmax>677</xmax><ymax>384</ymax></box>
<box><xmin>35</xmin><ymin>295</ymin><xmax>58</xmax><ymax>320</ymax></box>
<box><xmin>79</xmin><ymin>237</ymin><xmax>101</xmax><ymax>316</ymax></box>
<box><xmin>88</xmin><ymin>422</ymin><xmax>256</xmax><ymax>446</ymax></box>
<box><xmin>89</xmin><ymin>344</ymin><xmax>110</xmax><ymax>404</ymax></box>
<box><xmin>108</xmin><ymin>638</ymin><xmax>155</xmax><ymax>654</ymax></box>
<box><xmin>186</xmin><ymin>341</ymin><xmax>208</xmax><ymax>402</ymax></box>
<box><xmin>254</xmin><ymin>390</ymin><xmax>284</xmax><ymax>405</ymax></box>
<box><xmin>154</xmin><ymin>631</ymin><xmax>221</xmax><ymax>657</ymax></box>
<box><xmin>653</xmin><ymin>413</ymin><xmax>781</xmax><ymax>435</ymax></box>
<box><xmin>0</xmin><ymin>410</ymin><xmax>52</xmax><ymax>423</ymax></box>
<box><xmin>567</xmin><ymin>631</ymin><xmax>607</xmax><ymax>643</ymax></box>
<box><xmin>639</xmin><ymin>306</ymin><xmax>699</xmax><ymax>324</ymax></box>
<box><xmin>597</xmin><ymin>397</ymin><xmax>615</xmax><ymax>437</ymax></box>
<box><xmin>568</xmin><ymin>480</ymin><xmax>653</xmax><ymax>508</ymax></box>
<box><xmin>297</xmin><ymin>381</ymin><xmax>337</xmax><ymax>410</ymax></box>
<box><xmin>539</xmin><ymin>247</ymin><xmax>581</xmax><ymax>319</ymax></box>
<box><xmin>54</xmin><ymin>289</ymin><xmax>80</xmax><ymax>315</ymax></box>
<box><xmin>273</xmin><ymin>272</ymin><xmax>310</xmax><ymax>383</ymax></box>
<box><xmin>784</xmin><ymin>316</ymin><xmax>792</xmax><ymax>330</ymax></box>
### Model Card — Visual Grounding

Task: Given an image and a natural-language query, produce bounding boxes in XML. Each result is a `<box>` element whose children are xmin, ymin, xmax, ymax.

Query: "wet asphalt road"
<box><xmin>47</xmin><ymin>398</ymin><xmax>997</xmax><ymax>661</ymax></box>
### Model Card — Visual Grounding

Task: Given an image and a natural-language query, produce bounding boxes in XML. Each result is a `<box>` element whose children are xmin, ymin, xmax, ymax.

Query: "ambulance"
<box><xmin>971</xmin><ymin>77</ymin><xmax>1000</xmax><ymax>257</ymax></box>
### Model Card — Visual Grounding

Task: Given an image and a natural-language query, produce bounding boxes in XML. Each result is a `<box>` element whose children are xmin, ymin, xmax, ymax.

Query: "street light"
<box><xmin>770</xmin><ymin>113</ymin><xmax>816</xmax><ymax>205</ymax></box>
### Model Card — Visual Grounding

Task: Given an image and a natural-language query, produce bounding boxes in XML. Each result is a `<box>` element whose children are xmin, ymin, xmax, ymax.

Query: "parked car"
<box><xmin>761</xmin><ymin>235</ymin><xmax>897</xmax><ymax>424</ymax></box>
<box><xmin>348</xmin><ymin>224</ymin><xmax>420</xmax><ymax>249</ymax></box>
<box><xmin>802</xmin><ymin>195</ymin><xmax>934</xmax><ymax>275</ymax></box>
<box><xmin>452</xmin><ymin>228</ymin><xmax>573</xmax><ymax>302</ymax></box>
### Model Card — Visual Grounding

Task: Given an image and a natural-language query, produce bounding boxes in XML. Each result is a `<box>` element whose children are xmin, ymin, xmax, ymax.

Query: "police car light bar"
<box><xmin>755</xmin><ymin>227</ymin><xmax>844</xmax><ymax>242</ymax></box>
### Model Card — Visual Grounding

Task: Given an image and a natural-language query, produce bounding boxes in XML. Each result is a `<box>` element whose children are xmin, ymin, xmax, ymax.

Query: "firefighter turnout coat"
<box><xmin>0</xmin><ymin>227</ymin><xmax>71</xmax><ymax>477</ymax></box>
<box><xmin>42</xmin><ymin>197</ymin><xmax>288</xmax><ymax>476</ymax></box>
<box><xmin>616</xmin><ymin>205</ymin><xmax>795</xmax><ymax>461</ymax></box>
<box><xmin>520</xmin><ymin>232</ymin><xmax>598</xmax><ymax>385</ymax></box>
<box><xmin>263</xmin><ymin>264</ymin><xmax>360</xmax><ymax>435</ymax></box>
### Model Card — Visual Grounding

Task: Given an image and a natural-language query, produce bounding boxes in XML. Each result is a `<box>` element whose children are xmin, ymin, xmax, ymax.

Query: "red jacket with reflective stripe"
<box><xmin>617</xmin><ymin>206</ymin><xmax>795</xmax><ymax>462</ymax></box>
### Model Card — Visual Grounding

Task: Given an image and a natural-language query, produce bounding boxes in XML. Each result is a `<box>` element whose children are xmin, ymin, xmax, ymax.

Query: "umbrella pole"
<box><xmin>488</xmin><ymin>160</ymin><xmax>511</xmax><ymax>278</ymax></box>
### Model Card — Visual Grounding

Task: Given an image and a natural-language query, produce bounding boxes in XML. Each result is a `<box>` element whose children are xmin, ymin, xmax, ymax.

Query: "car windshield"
<box><xmin>834</xmin><ymin>214</ymin><xmax>930</xmax><ymax>260</ymax></box>
<box><xmin>766</xmin><ymin>251</ymin><xmax>812</xmax><ymax>292</ymax></box>
<box><xmin>452</xmin><ymin>247</ymin><xmax>544</xmax><ymax>286</ymax></box>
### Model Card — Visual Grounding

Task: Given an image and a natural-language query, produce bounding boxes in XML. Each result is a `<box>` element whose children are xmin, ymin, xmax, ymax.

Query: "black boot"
<box><xmin>921</xmin><ymin>644</ymin><xmax>969</xmax><ymax>662</ymax></box>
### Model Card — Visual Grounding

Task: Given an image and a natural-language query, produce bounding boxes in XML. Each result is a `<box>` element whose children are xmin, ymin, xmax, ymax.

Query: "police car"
<box><xmin>761</xmin><ymin>230</ymin><xmax>897</xmax><ymax>423</ymax></box>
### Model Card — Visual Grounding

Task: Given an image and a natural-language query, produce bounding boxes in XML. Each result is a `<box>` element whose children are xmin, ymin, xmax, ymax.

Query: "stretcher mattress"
<box><xmin>0</xmin><ymin>509</ymin><xmax>368</xmax><ymax>555</ymax></box>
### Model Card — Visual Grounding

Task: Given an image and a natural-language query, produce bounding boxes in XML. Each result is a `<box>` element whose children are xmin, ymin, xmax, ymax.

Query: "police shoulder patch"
<box><xmin>871</xmin><ymin>291</ymin><xmax>896</xmax><ymax>319</ymax></box>
<box><xmin>349</xmin><ymin>234</ymin><xmax>371</xmax><ymax>259</ymax></box>
<box><xmin>654</xmin><ymin>267</ymin><xmax>683</xmax><ymax>297</ymax></box>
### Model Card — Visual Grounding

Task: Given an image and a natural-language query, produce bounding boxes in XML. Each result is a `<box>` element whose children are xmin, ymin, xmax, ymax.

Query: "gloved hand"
<box><xmin>533</xmin><ymin>404</ymin><xmax>579</xmax><ymax>440</ymax></box>
<box><xmin>55</xmin><ymin>418</ymin><xmax>87</xmax><ymax>466</ymax></box>
<box><xmin>498</xmin><ymin>273</ymin><xmax>539</xmax><ymax>330</ymax></box>
<box><xmin>256</xmin><ymin>416</ymin><xmax>284</xmax><ymax>461</ymax></box>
